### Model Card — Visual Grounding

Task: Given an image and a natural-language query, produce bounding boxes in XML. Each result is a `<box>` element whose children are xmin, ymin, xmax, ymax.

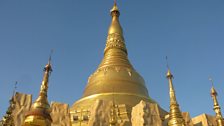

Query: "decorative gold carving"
<box><xmin>51</xmin><ymin>102</ymin><xmax>71</xmax><ymax>126</ymax></box>
<box><xmin>91</xmin><ymin>66</ymin><xmax>135</xmax><ymax>76</ymax></box>
<box><xmin>109</xmin><ymin>103</ymin><xmax>118</xmax><ymax>126</ymax></box>
<box><xmin>116</xmin><ymin>104</ymin><xmax>130</xmax><ymax>125</ymax></box>
<box><xmin>12</xmin><ymin>92</ymin><xmax>32</xmax><ymax>126</ymax></box>
<box><xmin>115</xmin><ymin>67</ymin><xmax>121</xmax><ymax>72</ymax></box>
<box><xmin>85</xmin><ymin>100</ymin><xmax>109</xmax><ymax>126</ymax></box>
<box><xmin>104</xmin><ymin>33</ymin><xmax>127</xmax><ymax>54</ymax></box>
<box><xmin>71</xmin><ymin>108</ymin><xmax>90</xmax><ymax>126</ymax></box>
<box><xmin>131</xmin><ymin>100</ymin><xmax>164</xmax><ymax>126</ymax></box>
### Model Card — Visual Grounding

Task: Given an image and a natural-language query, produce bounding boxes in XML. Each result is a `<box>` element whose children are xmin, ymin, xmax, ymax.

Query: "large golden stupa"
<box><xmin>1</xmin><ymin>2</ymin><xmax>224</xmax><ymax>126</ymax></box>
<box><xmin>69</xmin><ymin>3</ymin><xmax>162</xmax><ymax>125</ymax></box>
<box><xmin>70</xmin><ymin>3</ymin><xmax>164</xmax><ymax>125</ymax></box>
<box><xmin>70</xmin><ymin>2</ymin><xmax>154</xmax><ymax>111</ymax></box>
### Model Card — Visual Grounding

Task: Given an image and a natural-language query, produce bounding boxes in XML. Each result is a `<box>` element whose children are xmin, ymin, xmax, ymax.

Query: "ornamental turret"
<box><xmin>23</xmin><ymin>58</ymin><xmax>52</xmax><ymax>126</ymax></box>
<box><xmin>166</xmin><ymin>68</ymin><xmax>185</xmax><ymax>126</ymax></box>
<box><xmin>209</xmin><ymin>78</ymin><xmax>224</xmax><ymax>126</ymax></box>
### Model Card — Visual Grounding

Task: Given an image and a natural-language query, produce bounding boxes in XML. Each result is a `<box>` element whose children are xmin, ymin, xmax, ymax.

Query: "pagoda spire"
<box><xmin>99</xmin><ymin>1</ymin><xmax>133</xmax><ymax>70</ymax></box>
<box><xmin>23</xmin><ymin>56</ymin><xmax>53</xmax><ymax>126</ymax></box>
<box><xmin>209</xmin><ymin>78</ymin><xmax>224</xmax><ymax>126</ymax></box>
<box><xmin>105</xmin><ymin>1</ymin><xmax>126</xmax><ymax>54</ymax></box>
<box><xmin>166</xmin><ymin>63</ymin><xmax>185</xmax><ymax>126</ymax></box>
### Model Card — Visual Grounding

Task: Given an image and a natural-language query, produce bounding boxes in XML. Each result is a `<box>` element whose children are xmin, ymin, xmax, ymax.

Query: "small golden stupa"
<box><xmin>210</xmin><ymin>79</ymin><xmax>224</xmax><ymax>126</ymax></box>
<box><xmin>23</xmin><ymin>59</ymin><xmax>53</xmax><ymax>126</ymax></box>
<box><xmin>166</xmin><ymin>69</ymin><xmax>185</xmax><ymax>126</ymax></box>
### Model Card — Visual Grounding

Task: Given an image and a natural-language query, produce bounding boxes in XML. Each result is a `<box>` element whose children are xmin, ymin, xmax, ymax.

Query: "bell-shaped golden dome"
<box><xmin>71</xmin><ymin>2</ymin><xmax>155</xmax><ymax>112</ymax></box>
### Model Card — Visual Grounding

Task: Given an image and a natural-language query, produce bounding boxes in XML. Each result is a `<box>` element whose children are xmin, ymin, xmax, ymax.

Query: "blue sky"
<box><xmin>0</xmin><ymin>0</ymin><xmax>224</xmax><ymax>118</ymax></box>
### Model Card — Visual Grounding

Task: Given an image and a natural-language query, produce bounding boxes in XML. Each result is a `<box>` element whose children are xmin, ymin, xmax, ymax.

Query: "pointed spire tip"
<box><xmin>110</xmin><ymin>0</ymin><xmax>119</xmax><ymax>15</ymax></box>
<box><xmin>13</xmin><ymin>81</ymin><xmax>18</xmax><ymax>96</ymax></box>
<box><xmin>209</xmin><ymin>76</ymin><xmax>214</xmax><ymax>87</ymax></box>
<box><xmin>166</xmin><ymin>57</ymin><xmax>173</xmax><ymax>79</ymax></box>
<box><xmin>48</xmin><ymin>49</ymin><xmax>54</xmax><ymax>64</ymax></box>
<box><xmin>209</xmin><ymin>77</ymin><xmax>217</xmax><ymax>95</ymax></box>
<box><xmin>44</xmin><ymin>50</ymin><xmax>53</xmax><ymax>72</ymax></box>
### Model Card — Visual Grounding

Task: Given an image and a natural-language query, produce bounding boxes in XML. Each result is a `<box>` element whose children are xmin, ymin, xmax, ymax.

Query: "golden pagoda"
<box><xmin>70</xmin><ymin>1</ymin><xmax>157</xmax><ymax>125</ymax></box>
<box><xmin>2</xmin><ymin>1</ymin><xmax>224</xmax><ymax>126</ymax></box>
<box><xmin>209</xmin><ymin>78</ymin><xmax>224</xmax><ymax>126</ymax></box>
<box><xmin>166</xmin><ymin>68</ymin><xmax>185</xmax><ymax>126</ymax></box>
<box><xmin>23</xmin><ymin>59</ymin><xmax>53</xmax><ymax>126</ymax></box>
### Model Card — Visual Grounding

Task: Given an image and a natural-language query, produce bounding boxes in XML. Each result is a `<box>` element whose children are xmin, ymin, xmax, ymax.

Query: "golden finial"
<box><xmin>166</xmin><ymin>56</ymin><xmax>173</xmax><ymax>79</ymax></box>
<box><xmin>110</xmin><ymin>0</ymin><xmax>119</xmax><ymax>14</ymax></box>
<box><xmin>23</xmin><ymin>53</ymin><xmax>53</xmax><ymax>126</ymax></box>
<box><xmin>209</xmin><ymin>77</ymin><xmax>224</xmax><ymax>126</ymax></box>
<box><xmin>209</xmin><ymin>77</ymin><xmax>217</xmax><ymax>95</ymax></box>
<box><xmin>104</xmin><ymin>1</ymin><xmax>127</xmax><ymax>55</ymax></box>
<box><xmin>166</xmin><ymin>57</ymin><xmax>185</xmax><ymax>126</ymax></box>
<box><xmin>45</xmin><ymin>49</ymin><xmax>53</xmax><ymax>72</ymax></box>
<box><xmin>108</xmin><ymin>1</ymin><xmax>121</xmax><ymax>33</ymax></box>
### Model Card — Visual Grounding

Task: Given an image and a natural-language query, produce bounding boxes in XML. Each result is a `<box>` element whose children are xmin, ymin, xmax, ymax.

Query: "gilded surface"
<box><xmin>210</xmin><ymin>83</ymin><xmax>224</xmax><ymax>126</ymax></box>
<box><xmin>70</xmin><ymin>3</ymin><xmax>156</xmax><ymax>124</ymax></box>
<box><xmin>131</xmin><ymin>100</ymin><xmax>166</xmax><ymax>126</ymax></box>
<box><xmin>87</xmin><ymin>100</ymin><xmax>109</xmax><ymax>126</ymax></box>
<box><xmin>1</xmin><ymin>2</ymin><xmax>224</xmax><ymax>126</ymax></box>
<box><xmin>192</xmin><ymin>114</ymin><xmax>216</xmax><ymax>126</ymax></box>
<box><xmin>166</xmin><ymin>69</ymin><xmax>185</xmax><ymax>126</ymax></box>
<box><xmin>23</xmin><ymin>61</ymin><xmax>53</xmax><ymax>126</ymax></box>
<box><xmin>13</xmin><ymin>92</ymin><xmax>32</xmax><ymax>126</ymax></box>
<box><xmin>109</xmin><ymin>101</ymin><xmax>118</xmax><ymax>126</ymax></box>
<box><xmin>71</xmin><ymin>99</ymin><xmax>131</xmax><ymax>126</ymax></box>
<box><xmin>0</xmin><ymin>92</ymin><xmax>32</xmax><ymax>126</ymax></box>
<box><xmin>181</xmin><ymin>112</ymin><xmax>194</xmax><ymax>126</ymax></box>
<box><xmin>51</xmin><ymin>102</ymin><xmax>71</xmax><ymax>126</ymax></box>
